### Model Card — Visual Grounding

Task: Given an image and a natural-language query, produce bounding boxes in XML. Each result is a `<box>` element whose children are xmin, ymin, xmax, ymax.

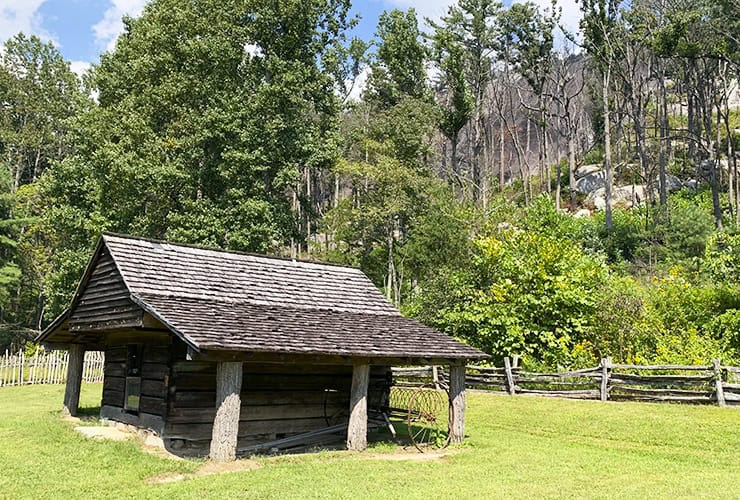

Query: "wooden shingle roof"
<box><xmin>40</xmin><ymin>234</ymin><xmax>487</xmax><ymax>360</ymax></box>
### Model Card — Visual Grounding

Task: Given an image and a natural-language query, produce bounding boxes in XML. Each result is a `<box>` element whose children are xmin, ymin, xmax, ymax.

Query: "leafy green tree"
<box><xmin>429</xmin><ymin>20</ymin><xmax>473</xmax><ymax>183</ymax></box>
<box><xmin>0</xmin><ymin>34</ymin><xmax>87</xmax><ymax>190</ymax></box>
<box><xmin>41</xmin><ymin>0</ymin><xmax>354</xmax><ymax>315</ymax></box>
<box><xmin>366</xmin><ymin>9</ymin><xmax>428</xmax><ymax>107</ymax></box>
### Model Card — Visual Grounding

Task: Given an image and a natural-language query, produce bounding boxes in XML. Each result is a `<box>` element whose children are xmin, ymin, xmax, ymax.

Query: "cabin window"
<box><xmin>124</xmin><ymin>345</ymin><xmax>143</xmax><ymax>412</ymax></box>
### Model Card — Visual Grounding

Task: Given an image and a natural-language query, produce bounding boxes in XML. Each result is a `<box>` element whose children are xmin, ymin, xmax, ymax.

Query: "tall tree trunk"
<box><xmin>568</xmin><ymin>128</ymin><xmax>577</xmax><ymax>211</ymax></box>
<box><xmin>658</xmin><ymin>61</ymin><xmax>668</xmax><ymax>207</ymax></box>
<box><xmin>603</xmin><ymin>68</ymin><xmax>614</xmax><ymax>230</ymax></box>
<box><xmin>499</xmin><ymin>124</ymin><xmax>505</xmax><ymax>191</ymax></box>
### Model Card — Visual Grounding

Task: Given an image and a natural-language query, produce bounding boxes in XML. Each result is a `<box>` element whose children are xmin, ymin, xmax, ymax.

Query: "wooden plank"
<box><xmin>165</xmin><ymin>417</ymin><xmax>332</xmax><ymax>441</ymax></box>
<box><xmin>145</xmin><ymin>346</ymin><xmax>171</xmax><ymax>364</ymax></box>
<box><xmin>347</xmin><ymin>364</ymin><xmax>369</xmax><ymax>451</ymax></box>
<box><xmin>518</xmin><ymin>388</ymin><xmax>599</xmax><ymax>396</ymax></box>
<box><xmin>516</xmin><ymin>368</ymin><xmax>601</xmax><ymax>378</ymax></box>
<box><xmin>210</xmin><ymin>361</ymin><xmax>243</xmax><ymax>461</ymax></box>
<box><xmin>171</xmin><ymin>390</ymin><xmax>217</xmax><ymax>407</ymax></box>
<box><xmin>141</xmin><ymin>379</ymin><xmax>166</xmax><ymax>397</ymax></box>
<box><xmin>612</xmin><ymin>394</ymin><xmax>713</xmax><ymax>403</ymax></box>
<box><xmin>70</xmin><ymin>315</ymin><xmax>143</xmax><ymax>332</ymax></box>
<box><xmin>141</xmin><ymin>362</ymin><xmax>169</xmax><ymax>380</ymax></box>
<box><xmin>465</xmin><ymin>381</ymin><xmax>507</xmax><ymax>390</ymax></box>
<box><xmin>140</xmin><ymin>396</ymin><xmax>166</xmax><ymax>416</ymax></box>
<box><xmin>611</xmin><ymin>364</ymin><xmax>712</xmax><ymax>371</ymax></box>
<box><xmin>466</xmin><ymin>365</ymin><xmax>506</xmax><ymax>373</ymax></box>
<box><xmin>106</xmin><ymin>346</ymin><xmax>127</xmax><ymax>362</ymax></box>
<box><xmin>171</xmin><ymin>388</ymin><xmax>352</xmax><ymax>409</ymax></box>
<box><xmin>610</xmin><ymin>372</ymin><xmax>713</xmax><ymax>382</ymax></box>
<box><xmin>610</xmin><ymin>386</ymin><xmax>714</xmax><ymax>397</ymax></box>
<box><xmin>465</xmin><ymin>373</ymin><xmax>506</xmax><ymax>381</ymax></box>
<box><xmin>516</xmin><ymin>378</ymin><xmax>599</xmax><ymax>386</ymax></box>
<box><xmin>167</xmin><ymin>403</ymin><xmax>344</xmax><ymax>424</ymax></box>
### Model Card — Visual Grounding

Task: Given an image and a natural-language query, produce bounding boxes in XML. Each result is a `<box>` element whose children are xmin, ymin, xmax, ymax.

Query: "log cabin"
<box><xmin>38</xmin><ymin>234</ymin><xmax>487</xmax><ymax>460</ymax></box>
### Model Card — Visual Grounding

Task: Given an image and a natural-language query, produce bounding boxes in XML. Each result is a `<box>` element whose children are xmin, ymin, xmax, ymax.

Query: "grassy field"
<box><xmin>2</xmin><ymin>384</ymin><xmax>740</xmax><ymax>499</ymax></box>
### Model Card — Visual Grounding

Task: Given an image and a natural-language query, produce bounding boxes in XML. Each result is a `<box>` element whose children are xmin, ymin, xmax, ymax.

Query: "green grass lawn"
<box><xmin>2</xmin><ymin>384</ymin><xmax>740</xmax><ymax>499</ymax></box>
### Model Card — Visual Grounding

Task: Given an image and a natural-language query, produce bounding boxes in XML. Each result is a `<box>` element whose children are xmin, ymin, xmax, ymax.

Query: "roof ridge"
<box><xmin>102</xmin><ymin>232</ymin><xmax>361</xmax><ymax>271</ymax></box>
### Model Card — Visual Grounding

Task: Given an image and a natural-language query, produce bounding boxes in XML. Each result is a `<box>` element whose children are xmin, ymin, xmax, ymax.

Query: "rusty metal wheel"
<box><xmin>407</xmin><ymin>384</ymin><xmax>450</xmax><ymax>452</ymax></box>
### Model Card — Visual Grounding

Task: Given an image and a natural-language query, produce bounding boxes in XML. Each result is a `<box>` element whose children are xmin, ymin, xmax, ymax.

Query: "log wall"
<box><xmin>163</xmin><ymin>360</ymin><xmax>391</xmax><ymax>456</ymax></box>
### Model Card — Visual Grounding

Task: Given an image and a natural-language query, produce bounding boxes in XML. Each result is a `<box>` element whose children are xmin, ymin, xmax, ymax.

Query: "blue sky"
<box><xmin>0</xmin><ymin>0</ymin><xmax>580</xmax><ymax>76</ymax></box>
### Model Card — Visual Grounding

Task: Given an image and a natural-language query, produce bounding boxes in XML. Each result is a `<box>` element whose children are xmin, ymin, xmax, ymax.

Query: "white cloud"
<box><xmin>0</xmin><ymin>0</ymin><xmax>55</xmax><ymax>44</ymax></box>
<box><xmin>69</xmin><ymin>60</ymin><xmax>91</xmax><ymax>78</ymax></box>
<box><xmin>345</xmin><ymin>66</ymin><xmax>370</xmax><ymax>102</ymax></box>
<box><xmin>244</xmin><ymin>43</ymin><xmax>264</xmax><ymax>58</ymax></box>
<box><xmin>93</xmin><ymin>0</ymin><xmax>148</xmax><ymax>52</ymax></box>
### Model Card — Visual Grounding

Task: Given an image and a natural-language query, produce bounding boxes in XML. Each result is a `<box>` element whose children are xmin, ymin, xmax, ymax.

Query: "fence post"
<box><xmin>19</xmin><ymin>352</ymin><xmax>25</xmax><ymax>385</ymax></box>
<box><xmin>713</xmin><ymin>359</ymin><xmax>726</xmax><ymax>407</ymax></box>
<box><xmin>600</xmin><ymin>358</ymin><xmax>611</xmax><ymax>402</ymax></box>
<box><xmin>503</xmin><ymin>357</ymin><xmax>516</xmax><ymax>395</ymax></box>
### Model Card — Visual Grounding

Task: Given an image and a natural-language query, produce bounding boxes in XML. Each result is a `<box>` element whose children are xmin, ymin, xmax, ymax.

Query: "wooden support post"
<box><xmin>503</xmin><ymin>357</ymin><xmax>516</xmax><ymax>395</ymax></box>
<box><xmin>448</xmin><ymin>364</ymin><xmax>466</xmax><ymax>444</ymax></box>
<box><xmin>713</xmin><ymin>359</ymin><xmax>726</xmax><ymax>407</ymax></box>
<box><xmin>210</xmin><ymin>361</ymin><xmax>243</xmax><ymax>461</ymax></box>
<box><xmin>62</xmin><ymin>344</ymin><xmax>85</xmax><ymax>416</ymax></box>
<box><xmin>600</xmin><ymin>358</ymin><xmax>611</xmax><ymax>402</ymax></box>
<box><xmin>347</xmin><ymin>364</ymin><xmax>370</xmax><ymax>451</ymax></box>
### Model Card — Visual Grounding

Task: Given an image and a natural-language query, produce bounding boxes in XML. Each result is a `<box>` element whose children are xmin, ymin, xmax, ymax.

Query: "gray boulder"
<box><xmin>665</xmin><ymin>174</ymin><xmax>683</xmax><ymax>193</ymax></box>
<box><xmin>652</xmin><ymin>174</ymin><xmax>683</xmax><ymax>193</ymax></box>
<box><xmin>575</xmin><ymin>164</ymin><xmax>602</xmax><ymax>179</ymax></box>
<box><xmin>586</xmin><ymin>184</ymin><xmax>656</xmax><ymax>210</ymax></box>
<box><xmin>575</xmin><ymin>170</ymin><xmax>607</xmax><ymax>194</ymax></box>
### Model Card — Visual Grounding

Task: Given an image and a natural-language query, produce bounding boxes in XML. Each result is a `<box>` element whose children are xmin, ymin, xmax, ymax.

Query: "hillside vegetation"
<box><xmin>0</xmin><ymin>0</ymin><xmax>739</xmax><ymax>368</ymax></box>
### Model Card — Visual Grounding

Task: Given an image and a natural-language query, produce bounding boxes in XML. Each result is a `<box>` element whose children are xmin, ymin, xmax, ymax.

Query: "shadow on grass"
<box><xmin>76</xmin><ymin>405</ymin><xmax>101</xmax><ymax>420</ymax></box>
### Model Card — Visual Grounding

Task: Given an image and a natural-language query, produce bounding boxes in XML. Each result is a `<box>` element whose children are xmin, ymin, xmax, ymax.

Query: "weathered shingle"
<box><xmin>104</xmin><ymin>234</ymin><xmax>399</xmax><ymax>316</ymax></box>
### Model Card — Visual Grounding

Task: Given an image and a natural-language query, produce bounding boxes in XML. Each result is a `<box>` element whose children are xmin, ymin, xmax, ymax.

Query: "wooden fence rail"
<box><xmin>0</xmin><ymin>350</ymin><xmax>104</xmax><ymax>387</ymax></box>
<box><xmin>392</xmin><ymin>358</ymin><xmax>740</xmax><ymax>407</ymax></box>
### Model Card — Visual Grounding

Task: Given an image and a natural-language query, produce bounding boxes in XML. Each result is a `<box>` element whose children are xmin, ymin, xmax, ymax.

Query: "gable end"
<box><xmin>68</xmin><ymin>246</ymin><xmax>143</xmax><ymax>332</ymax></box>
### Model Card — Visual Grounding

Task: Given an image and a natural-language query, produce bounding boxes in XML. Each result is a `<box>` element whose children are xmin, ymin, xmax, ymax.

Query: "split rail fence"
<box><xmin>392</xmin><ymin>358</ymin><xmax>740</xmax><ymax>407</ymax></box>
<box><xmin>0</xmin><ymin>350</ymin><xmax>104</xmax><ymax>387</ymax></box>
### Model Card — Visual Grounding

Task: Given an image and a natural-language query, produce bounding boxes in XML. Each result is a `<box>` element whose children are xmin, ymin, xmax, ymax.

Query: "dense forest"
<box><xmin>1</xmin><ymin>0</ymin><xmax>739</xmax><ymax>369</ymax></box>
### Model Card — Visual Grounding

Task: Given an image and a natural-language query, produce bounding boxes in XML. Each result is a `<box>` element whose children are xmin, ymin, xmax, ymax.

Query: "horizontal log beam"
<box><xmin>192</xmin><ymin>350</ymin><xmax>468</xmax><ymax>367</ymax></box>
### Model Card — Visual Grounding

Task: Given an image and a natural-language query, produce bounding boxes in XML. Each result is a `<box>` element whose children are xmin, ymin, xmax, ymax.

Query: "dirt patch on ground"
<box><xmin>74</xmin><ymin>426</ymin><xmax>131</xmax><ymax>441</ymax></box>
<box><xmin>145</xmin><ymin>459</ymin><xmax>261</xmax><ymax>484</ymax></box>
